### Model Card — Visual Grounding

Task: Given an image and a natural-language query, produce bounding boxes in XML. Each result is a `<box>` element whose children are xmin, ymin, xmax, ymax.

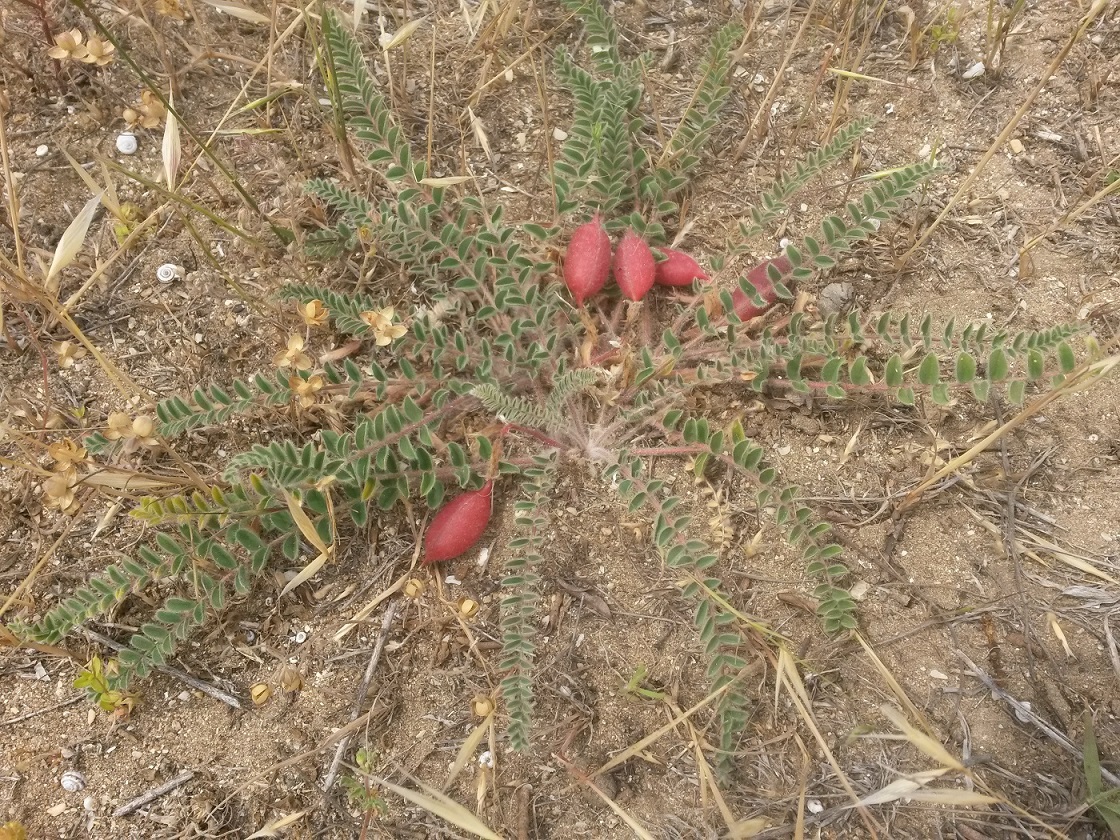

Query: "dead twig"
<box><xmin>82</xmin><ymin>629</ymin><xmax>241</xmax><ymax>709</ymax></box>
<box><xmin>321</xmin><ymin>599</ymin><xmax>400</xmax><ymax>797</ymax></box>
<box><xmin>112</xmin><ymin>770</ymin><xmax>195</xmax><ymax>818</ymax></box>
<box><xmin>993</xmin><ymin>399</ymin><xmax>1037</xmax><ymax>683</ymax></box>
<box><xmin>0</xmin><ymin>695</ymin><xmax>84</xmax><ymax>727</ymax></box>
<box><xmin>956</xmin><ymin>650</ymin><xmax>1120</xmax><ymax>787</ymax></box>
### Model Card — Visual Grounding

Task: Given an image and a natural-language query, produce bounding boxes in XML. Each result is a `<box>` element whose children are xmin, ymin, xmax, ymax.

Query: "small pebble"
<box><xmin>36</xmin><ymin>144</ymin><xmax>49</xmax><ymax>157</ymax></box>
<box><xmin>818</xmin><ymin>282</ymin><xmax>855</xmax><ymax>318</ymax></box>
<box><xmin>552</xmin><ymin>127</ymin><xmax>568</xmax><ymax>141</ymax></box>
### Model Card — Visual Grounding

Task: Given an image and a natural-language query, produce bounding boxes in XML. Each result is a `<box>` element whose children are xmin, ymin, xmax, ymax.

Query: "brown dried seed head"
<box><xmin>277</xmin><ymin>664</ymin><xmax>304</xmax><ymax>693</ymax></box>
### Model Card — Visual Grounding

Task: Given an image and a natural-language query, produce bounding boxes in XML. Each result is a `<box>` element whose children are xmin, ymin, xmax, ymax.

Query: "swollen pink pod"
<box><xmin>563</xmin><ymin>215</ymin><xmax>612</xmax><ymax>307</ymax></box>
<box><xmin>612</xmin><ymin>229</ymin><xmax>656</xmax><ymax>302</ymax></box>
<box><xmin>653</xmin><ymin>248</ymin><xmax>710</xmax><ymax>287</ymax></box>
<box><xmin>730</xmin><ymin>256</ymin><xmax>793</xmax><ymax>321</ymax></box>
<box><xmin>423</xmin><ymin>481</ymin><xmax>494</xmax><ymax>565</ymax></box>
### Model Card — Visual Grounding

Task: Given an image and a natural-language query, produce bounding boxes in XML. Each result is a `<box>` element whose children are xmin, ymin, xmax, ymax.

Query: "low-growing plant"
<box><xmin>8</xmin><ymin>1</ymin><xmax>1109</xmax><ymax>774</ymax></box>
<box><xmin>340</xmin><ymin>749</ymin><xmax>389</xmax><ymax>824</ymax></box>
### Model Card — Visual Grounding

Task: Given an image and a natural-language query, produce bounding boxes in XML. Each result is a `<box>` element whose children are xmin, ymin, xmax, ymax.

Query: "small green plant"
<box><xmin>927</xmin><ymin>5</ymin><xmax>963</xmax><ymax>55</ymax></box>
<box><xmin>8</xmin><ymin>1</ymin><xmax>1109</xmax><ymax>777</ymax></box>
<box><xmin>1082</xmin><ymin>712</ymin><xmax>1120</xmax><ymax>835</ymax></box>
<box><xmin>624</xmin><ymin>665</ymin><xmax>668</xmax><ymax>702</ymax></box>
<box><xmin>340</xmin><ymin>749</ymin><xmax>388</xmax><ymax>821</ymax></box>
<box><xmin>73</xmin><ymin>656</ymin><xmax>136</xmax><ymax>718</ymax></box>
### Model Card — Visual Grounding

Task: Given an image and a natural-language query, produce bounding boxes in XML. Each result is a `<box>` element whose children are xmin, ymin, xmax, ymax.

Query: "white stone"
<box><xmin>961</xmin><ymin>61</ymin><xmax>985</xmax><ymax>80</ymax></box>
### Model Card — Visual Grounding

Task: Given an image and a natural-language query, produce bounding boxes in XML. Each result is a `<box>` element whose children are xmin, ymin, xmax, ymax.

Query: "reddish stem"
<box><xmin>499</xmin><ymin>423</ymin><xmax>564</xmax><ymax>449</ymax></box>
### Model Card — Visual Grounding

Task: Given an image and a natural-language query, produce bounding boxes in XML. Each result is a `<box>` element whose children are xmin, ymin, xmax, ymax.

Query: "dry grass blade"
<box><xmin>963</xmin><ymin>505</ymin><xmax>1120</xmax><ymax>586</ymax></box>
<box><xmin>443</xmin><ymin>711</ymin><xmax>493</xmax><ymax>790</ymax></box>
<box><xmin>45</xmin><ymin>191</ymin><xmax>103</xmax><ymax>296</ymax></box>
<box><xmin>776</xmin><ymin>648</ymin><xmax>878</xmax><ymax>832</ymax></box>
<box><xmin>854</xmin><ymin>632</ymin><xmax>926</xmax><ymax>727</ymax></box>
<box><xmin>589</xmin><ymin>675</ymin><xmax>745</xmax><ymax>779</ymax></box>
<box><xmin>163</xmin><ymin>93</ymin><xmax>181</xmax><ymax>188</ymax></box>
<box><xmin>879</xmin><ymin>705</ymin><xmax>962</xmax><ymax>770</ymax></box>
<box><xmin>279</xmin><ymin>491</ymin><xmax>335</xmax><ymax>598</ymax></box>
<box><xmin>573</xmin><ymin>769</ymin><xmax>657</xmax><ymax>840</ymax></box>
<box><xmin>736</xmin><ymin>0</ymin><xmax>819</xmax><ymax>153</ymax></box>
<box><xmin>1021</xmin><ymin>168</ymin><xmax>1120</xmax><ymax>256</ymax></box>
<box><xmin>900</xmin><ymin>0</ymin><xmax>1112</xmax><ymax>264</ymax></box>
<box><xmin>902</xmin><ymin>353</ymin><xmax>1120</xmax><ymax>509</ymax></box>
<box><xmin>0</xmin><ymin>98</ymin><xmax>26</xmax><ymax>291</ymax></box>
<box><xmin>198</xmin><ymin>0</ymin><xmax>271</xmax><ymax>24</ymax></box>
<box><xmin>333</xmin><ymin>564</ymin><xmax>414</xmax><ymax>642</ymax></box>
<box><xmin>285</xmin><ymin>490</ymin><xmax>330</xmax><ymax>554</ymax></box>
<box><xmin>57</xmin><ymin>200</ymin><xmax>162</xmax><ymax>319</ymax></box>
<box><xmin>906</xmin><ymin>789</ymin><xmax>1002</xmax><ymax>806</ymax></box>
<box><xmin>1104</xmin><ymin>617</ymin><xmax>1120</xmax><ymax>682</ymax></box>
<box><xmin>244</xmin><ymin>810</ymin><xmax>308</xmax><ymax>838</ymax></box>
<box><xmin>61</xmin><ymin>148</ymin><xmax>120</xmax><ymax>217</ymax></box>
<box><xmin>351</xmin><ymin>0</ymin><xmax>366</xmax><ymax>28</ymax></box>
<box><xmin>362</xmin><ymin>773</ymin><xmax>503</xmax><ymax>840</ymax></box>
<box><xmin>82</xmin><ymin>470</ymin><xmax>191</xmax><ymax>491</ymax></box>
<box><xmin>853</xmin><ymin>767</ymin><xmax>950</xmax><ymax>807</ymax></box>
<box><xmin>686</xmin><ymin>722</ymin><xmax>768</xmax><ymax>837</ymax></box>
<box><xmin>381</xmin><ymin>17</ymin><xmax>427</xmax><ymax>51</ymax></box>
<box><xmin>420</xmin><ymin>176</ymin><xmax>474</xmax><ymax>187</ymax></box>
<box><xmin>467</xmin><ymin>106</ymin><xmax>494</xmax><ymax>164</ymax></box>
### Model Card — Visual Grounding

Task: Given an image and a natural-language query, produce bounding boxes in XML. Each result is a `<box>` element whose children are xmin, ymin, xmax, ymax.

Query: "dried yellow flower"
<box><xmin>457</xmin><ymin>597</ymin><xmax>479</xmax><ymax>619</ymax></box>
<box><xmin>123</xmin><ymin>90</ymin><xmax>165</xmax><ymax>129</ymax></box>
<box><xmin>102</xmin><ymin>412</ymin><xmax>158</xmax><ymax>452</ymax></box>
<box><xmin>55</xmin><ymin>340</ymin><xmax>87</xmax><ymax>369</ymax></box>
<box><xmin>43</xmin><ymin>469</ymin><xmax>79</xmax><ymax>512</ymax></box>
<box><xmin>273</xmin><ymin>334</ymin><xmax>312</xmax><ymax>370</ymax></box>
<box><xmin>131</xmin><ymin>415</ymin><xmax>152</xmax><ymax>438</ymax></box>
<box><xmin>154</xmin><ymin>0</ymin><xmax>188</xmax><ymax>20</ymax></box>
<box><xmin>289</xmin><ymin>374</ymin><xmax>324</xmax><ymax>408</ymax></box>
<box><xmin>103</xmin><ymin>412</ymin><xmax>134</xmax><ymax>441</ymax></box>
<box><xmin>297</xmin><ymin>299</ymin><xmax>329</xmax><ymax>327</ymax></box>
<box><xmin>471</xmin><ymin>695</ymin><xmax>495</xmax><ymax>717</ymax></box>
<box><xmin>48</xmin><ymin>438</ymin><xmax>88</xmax><ymax>468</ymax></box>
<box><xmin>359</xmin><ymin>307</ymin><xmax>407</xmax><ymax>346</ymax></box>
<box><xmin>81</xmin><ymin>34</ymin><xmax>115</xmax><ymax>66</ymax></box>
<box><xmin>47</xmin><ymin>29</ymin><xmax>87</xmax><ymax>61</ymax></box>
<box><xmin>403</xmin><ymin>578</ymin><xmax>425</xmax><ymax>599</ymax></box>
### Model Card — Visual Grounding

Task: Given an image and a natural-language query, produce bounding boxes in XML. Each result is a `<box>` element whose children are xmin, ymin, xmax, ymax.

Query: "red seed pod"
<box><xmin>563</xmin><ymin>215</ymin><xmax>612</xmax><ymax>307</ymax></box>
<box><xmin>730</xmin><ymin>256</ymin><xmax>793</xmax><ymax>321</ymax></box>
<box><xmin>423</xmin><ymin>481</ymin><xmax>494</xmax><ymax>565</ymax></box>
<box><xmin>612</xmin><ymin>228</ymin><xmax>656</xmax><ymax>302</ymax></box>
<box><xmin>653</xmin><ymin>248</ymin><xmax>710</xmax><ymax>287</ymax></box>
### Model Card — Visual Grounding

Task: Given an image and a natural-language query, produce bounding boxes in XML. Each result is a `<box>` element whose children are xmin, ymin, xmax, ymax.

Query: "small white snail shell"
<box><xmin>156</xmin><ymin>263</ymin><xmax>184</xmax><ymax>283</ymax></box>
<box><xmin>116</xmin><ymin>133</ymin><xmax>138</xmax><ymax>155</ymax></box>
<box><xmin>60</xmin><ymin>769</ymin><xmax>87</xmax><ymax>792</ymax></box>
